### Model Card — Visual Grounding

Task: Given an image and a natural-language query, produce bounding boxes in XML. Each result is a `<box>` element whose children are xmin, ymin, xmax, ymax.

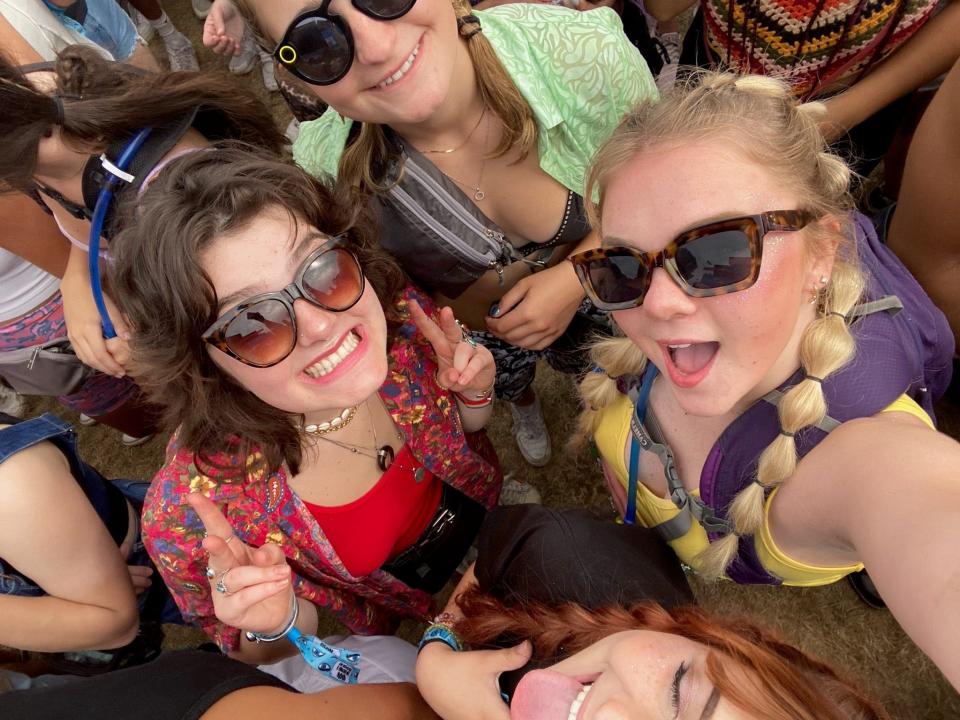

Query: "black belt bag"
<box><xmin>382</xmin><ymin>484</ymin><xmax>486</xmax><ymax>594</ymax></box>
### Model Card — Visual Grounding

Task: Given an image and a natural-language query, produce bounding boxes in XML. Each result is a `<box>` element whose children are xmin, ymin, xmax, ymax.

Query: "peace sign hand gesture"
<box><xmin>188</xmin><ymin>493</ymin><xmax>294</xmax><ymax>636</ymax></box>
<box><xmin>409</xmin><ymin>301</ymin><xmax>496</xmax><ymax>396</ymax></box>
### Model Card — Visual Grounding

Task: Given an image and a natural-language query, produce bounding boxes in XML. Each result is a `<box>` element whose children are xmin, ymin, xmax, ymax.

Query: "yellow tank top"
<box><xmin>594</xmin><ymin>391</ymin><xmax>934</xmax><ymax>585</ymax></box>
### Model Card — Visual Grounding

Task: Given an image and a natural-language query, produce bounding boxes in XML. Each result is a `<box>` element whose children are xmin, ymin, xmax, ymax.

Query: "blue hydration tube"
<box><xmin>88</xmin><ymin>128</ymin><xmax>152</xmax><ymax>338</ymax></box>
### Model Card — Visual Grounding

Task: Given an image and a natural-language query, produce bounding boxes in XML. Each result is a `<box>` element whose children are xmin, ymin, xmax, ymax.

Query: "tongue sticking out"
<box><xmin>671</xmin><ymin>341</ymin><xmax>719</xmax><ymax>375</ymax></box>
<box><xmin>511</xmin><ymin>670</ymin><xmax>584</xmax><ymax>720</ymax></box>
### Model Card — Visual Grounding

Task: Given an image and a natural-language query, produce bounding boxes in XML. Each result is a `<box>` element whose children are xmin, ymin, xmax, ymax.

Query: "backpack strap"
<box><xmin>761</xmin><ymin>295</ymin><xmax>904</xmax><ymax>429</ymax></box>
<box><xmin>626</xmin><ymin>364</ymin><xmax>732</xmax><ymax>538</ymax></box>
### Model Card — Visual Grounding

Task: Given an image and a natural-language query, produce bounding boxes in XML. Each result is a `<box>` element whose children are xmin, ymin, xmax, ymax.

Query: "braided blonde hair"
<box><xmin>579</xmin><ymin>72</ymin><xmax>866</xmax><ymax>579</ymax></box>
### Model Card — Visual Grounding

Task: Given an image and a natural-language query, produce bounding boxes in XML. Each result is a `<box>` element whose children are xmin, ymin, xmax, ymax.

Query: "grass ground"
<box><xmin>26</xmin><ymin>2</ymin><xmax>959</xmax><ymax>716</ymax></box>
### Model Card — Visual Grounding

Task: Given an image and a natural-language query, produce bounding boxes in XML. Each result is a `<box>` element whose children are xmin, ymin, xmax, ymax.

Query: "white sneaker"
<box><xmin>259</xmin><ymin>51</ymin><xmax>278</xmax><ymax>92</ymax></box>
<box><xmin>129</xmin><ymin>6</ymin><xmax>155</xmax><ymax>42</ymax></box>
<box><xmin>498</xmin><ymin>475</ymin><xmax>542</xmax><ymax>506</ymax></box>
<box><xmin>0</xmin><ymin>385</ymin><xmax>25</xmax><ymax>417</ymax></box>
<box><xmin>121</xmin><ymin>432</ymin><xmax>153</xmax><ymax>447</ymax></box>
<box><xmin>192</xmin><ymin>0</ymin><xmax>213</xmax><ymax>19</ymax></box>
<box><xmin>509</xmin><ymin>396</ymin><xmax>551</xmax><ymax>467</ymax></box>
<box><xmin>229</xmin><ymin>30</ymin><xmax>257</xmax><ymax>75</ymax></box>
<box><xmin>164</xmin><ymin>30</ymin><xmax>199</xmax><ymax>72</ymax></box>
<box><xmin>656</xmin><ymin>31</ymin><xmax>682</xmax><ymax>92</ymax></box>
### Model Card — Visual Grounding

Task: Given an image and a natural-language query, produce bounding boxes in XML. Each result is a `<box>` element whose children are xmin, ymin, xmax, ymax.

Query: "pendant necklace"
<box><xmin>436</xmin><ymin>118</ymin><xmax>490</xmax><ymax>202</ymax></box>
<box><xmin>309</xmin><ymin>399</ymin><xmax>402</xmax><ymax>472</ymax></box>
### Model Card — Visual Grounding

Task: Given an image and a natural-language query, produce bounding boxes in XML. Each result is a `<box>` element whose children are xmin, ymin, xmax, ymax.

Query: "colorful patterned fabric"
<box><xmin>703</xmin><ymin>0</ymin><xmax>939</xmax><ymax>98</ymax></box>
<box><xmin>293</xmin><ymin>5</ymin><xmax>658</xmax><ymax>196</ymax></box>
<box><xmin>0</xmin><ymin>291</ymin><xmax>139</xmax><ymax>416</ymax></box>
<box><xmin>142</xmin><ymin>286</ymin><xmax>503</xmax><ymax>651</ymax></box>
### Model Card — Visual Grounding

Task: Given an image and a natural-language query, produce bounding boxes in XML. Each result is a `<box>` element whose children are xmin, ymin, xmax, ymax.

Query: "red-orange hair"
<box><xmin>456</xmin><ymin>590</ymin><xmax>888</xmax><ymax>720</ymax></box>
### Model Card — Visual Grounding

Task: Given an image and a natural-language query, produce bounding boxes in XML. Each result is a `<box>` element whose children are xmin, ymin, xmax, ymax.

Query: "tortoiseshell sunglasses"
<box><xmin>569</xmin><ymin>210</ymin><xmax>816</xmax><ymax>311</ymax></box>
<box><xmin>202</xmin><ymin>239</ymin><xmax>364</xmax><ymax>368</ymax></box>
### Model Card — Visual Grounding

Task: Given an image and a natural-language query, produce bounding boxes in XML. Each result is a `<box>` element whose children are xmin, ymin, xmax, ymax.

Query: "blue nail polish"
<box><xmin>489</xmin><ymin>303</ymin><xmax>501</xmax><ymax>318</ymax></box>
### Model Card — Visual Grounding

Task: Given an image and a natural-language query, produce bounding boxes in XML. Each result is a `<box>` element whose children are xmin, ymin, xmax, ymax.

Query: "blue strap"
<box><xmin>287</xmin><ymin>627</ymin><xmax>361</xmax><ymax>684</ymax></box>
<box><xmin>625</xmin><ymin>364</ymin><xmax>659</xmax><ymax>525</ymax></box>
<box><xmin>88</xmin><ymin>128</ymin><xmax>152</xmax><ymax>339</ymax></box>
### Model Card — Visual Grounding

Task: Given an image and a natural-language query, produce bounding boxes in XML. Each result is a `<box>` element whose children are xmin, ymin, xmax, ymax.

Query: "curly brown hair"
<box><xmin>456</xmin><ymin>590</ymin><xmax>889</xmax><ymax>720</ymax></box>
<box><xmin>109</xmin><ymin>144</ymin><xmax>406</xmax><ymax>476</ymax></box>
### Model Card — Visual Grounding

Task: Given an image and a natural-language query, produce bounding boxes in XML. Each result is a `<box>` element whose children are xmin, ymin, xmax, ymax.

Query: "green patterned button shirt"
<box><xmin>292</xmin><ymin>4</ymin><xmax>657</xmax><ymax>196</ymax></box>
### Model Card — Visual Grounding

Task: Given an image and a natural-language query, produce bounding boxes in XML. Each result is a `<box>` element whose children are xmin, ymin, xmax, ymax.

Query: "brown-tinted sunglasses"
<box><xmin>569</xmin><ymin>210</ymin><xmax>816</xmax><ymax>311</ymax></box>
<box><xmin>202</xmin><ymin>239</ymin><xmax>364</xmax><ymax>368</ymax></box>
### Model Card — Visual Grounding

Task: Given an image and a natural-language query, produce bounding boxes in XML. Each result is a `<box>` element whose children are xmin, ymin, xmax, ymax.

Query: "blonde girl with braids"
<box><xmin>201</xmin><ymin>0</ymin><xmax>656</xmax><ymax>468</ymax></box>
<box><xmin>570</xmin><ymin>71</ymin><xmax>960</xmax><ymax>690</ymax></box>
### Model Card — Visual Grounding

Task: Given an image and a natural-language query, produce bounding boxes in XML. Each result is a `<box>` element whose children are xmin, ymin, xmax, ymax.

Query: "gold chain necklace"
<box><xmin>419</xmin><ymin>107</ymin><xmax>487</xmax><ymax>155</ymax></box>
<box><xmin>435</xmin><ymin>118</ymin><xmax>490</xmax><ymax>202</ymax></box>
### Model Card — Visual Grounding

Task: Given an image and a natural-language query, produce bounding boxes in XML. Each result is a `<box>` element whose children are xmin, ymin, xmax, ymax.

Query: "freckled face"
<box><xmin>511</xmin><ymin>630</ymin><xmax>749</xmax><ymax>720</ymax></box>
<box><xmin>246</xmin><ymin>0</ymin><xmax>463</xmax><ymax>125</ymax></box>
<box><xmin>602</xmin><ymin>143</ymin><xmax>825</xmax><ymax>417</ymax></box>
<box><xmin>201</xmin><ymin>207</ymin><xmax>388</xmax><ymax>417</ymax></box>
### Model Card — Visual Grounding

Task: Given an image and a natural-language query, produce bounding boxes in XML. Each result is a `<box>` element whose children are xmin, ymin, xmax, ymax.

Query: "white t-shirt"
<box><xmin>0</xmin><ymin>0</ymin><xmax>112</xmax><ymax>61</ymax></box>
<box><xmin>258</xmin><ymin>635</ymin><xmax>418</xmax><ymax>694</ymax></box>
<box><xmin>0</xmin><ymin>248</ymin><xmax>59</xmax><ymax>322</ymax></box>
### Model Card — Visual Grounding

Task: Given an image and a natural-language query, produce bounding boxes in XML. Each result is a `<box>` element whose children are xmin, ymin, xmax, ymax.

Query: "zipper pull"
<box><xmin>493</xmin><ymin>262</ymin><xmax>504</xmax><ymax>286</ymax></box>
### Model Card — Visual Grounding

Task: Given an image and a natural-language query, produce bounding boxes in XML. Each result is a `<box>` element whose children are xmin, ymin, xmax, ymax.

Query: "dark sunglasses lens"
<box><xmin>303</xmin><ymin>249</ymin><xmax>364</xmax><ymax>309</ymax></box>
<box><xmin>588</xmin><ymin>252</ymin><xmax>650</xmax><ymax>306</ymax></box>
<box><xmin>284</xmin><ymin>17</ymin><xmax>351</xmax><ymax>83</ymax></box>
<box><xmin>223</xmin><ymin>299</ymin><xmax>295</xmax><ymax>366</ymax></box>
<box><xmin>675</xmin><ymin>230</ymin><xmax>753</xmax><ymax>290</ymax></box>
<box><xmin>360</xmin><ymin>0</ymin><xmax>417</xmax><ymax>19</ymax></box>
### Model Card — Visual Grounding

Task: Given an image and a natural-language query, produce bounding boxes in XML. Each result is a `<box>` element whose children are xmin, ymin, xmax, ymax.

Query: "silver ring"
<box><xmin>455</xmin><ymin>319</ymin><xmax>478</xmax><ymax>347</ymax></box>
<box><xmin>205</xmin><ymin>566</ymin><xmax>216</xmax><ymax>579</ymax></box>
<box><xmin>215</xmin><ymin>569</ymin><xmax>232</xmax><ymax>595</ymax></box>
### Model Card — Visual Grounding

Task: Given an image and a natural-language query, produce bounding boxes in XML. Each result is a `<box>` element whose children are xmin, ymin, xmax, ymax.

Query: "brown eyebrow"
<box><xmin>601</xmin><ymin>211</ymin><xmax>761</xmax><ymax>249</ymax></box>
<box><xmin>216</xmin><ymin>231</ymin><xmax>329</xmax><ymax>310</ymax></box>
<box><xmin>700</xmin><ymin>686</ymin><xmax>722</xmax><ymax>719</ymax></box>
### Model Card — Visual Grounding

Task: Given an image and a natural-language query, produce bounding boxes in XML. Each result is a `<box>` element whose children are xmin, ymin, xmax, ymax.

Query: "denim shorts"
<box><xmin>42</xmin><ymin>0</ymin><xmax>138</xmax><ymax>60</ymax></box>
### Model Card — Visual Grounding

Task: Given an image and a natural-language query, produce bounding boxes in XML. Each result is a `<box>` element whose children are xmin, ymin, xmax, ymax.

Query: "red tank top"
<box><xmin>302</xmin><ymin>445</ymin><xmax>442</xmax><ymax>577</ymax></box>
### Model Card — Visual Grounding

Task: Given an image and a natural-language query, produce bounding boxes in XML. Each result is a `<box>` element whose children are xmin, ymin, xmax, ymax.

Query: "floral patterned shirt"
<box><xmin>142</xmin><ymin>287</ymin><xmax>502</xmax><ymax>651</ymax></box>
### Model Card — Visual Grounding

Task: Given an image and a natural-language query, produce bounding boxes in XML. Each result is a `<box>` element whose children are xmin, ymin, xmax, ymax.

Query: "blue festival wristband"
<box><xmin>418</xmin><ymin>623</ymin><xmax>463</xmax><ymax>653</ymax></box>
<box><xmin>287</xmin><ymin>627</ymin><xmax>361</xmax><ymax>684</ymax></box>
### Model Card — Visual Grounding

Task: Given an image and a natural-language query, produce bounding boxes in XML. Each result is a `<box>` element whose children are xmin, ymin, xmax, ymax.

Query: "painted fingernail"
<box><xmin>489</xmin><ymin>303</ymin><xmax>501</xmax><ymax>317</ymax></box>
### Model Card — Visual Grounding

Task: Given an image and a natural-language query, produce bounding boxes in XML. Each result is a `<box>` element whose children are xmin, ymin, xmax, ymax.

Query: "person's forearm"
<box><xmin>0</xmin><ymin>194</ymin><xmax>72</xmax><ymax>277</ymax></box>
<box><xmin>202</xmin><ymin>683</ymin><xmax>440</xmax><ymax>720</ymax></box>
<box><xmin>228</xmin><ymin>595</ymin><xmax>318</xmax><ymax>664</ymax></box>
<box><xmin>456</xmin><ymin>397</ymin><xmax>494</xmax><ymax>432</ymax></box>
<box><xmin>0</xmin><ymin>593</ymin><xmax>138</xmax><ymax>652</ymax></box>
<box><xmin>833</xmin><ymin>2</ymin><xmax>960</xmax><ymax>125</ymax></box>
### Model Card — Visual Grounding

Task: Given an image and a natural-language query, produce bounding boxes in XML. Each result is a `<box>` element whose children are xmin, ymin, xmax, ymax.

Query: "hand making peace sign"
<box><xmin>409</xmin><ymin>301</ymin><xmax>496</xmax><ymax>396</ymax></box>
<box><xmin>187</xmin><ymin>493</ymin><xmax>294</xmax><ymax>636</ymax></box>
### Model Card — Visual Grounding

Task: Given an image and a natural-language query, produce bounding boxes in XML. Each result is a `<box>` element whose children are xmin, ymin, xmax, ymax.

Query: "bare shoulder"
<box><xmin>780</xmin><ymin>411</ymin><xmax>960</xmax><ymax>506</ymax></box>
<box><xmin>0</xmin><ymin>438</ymin><xmax>75</xmax><ymax>512</ymax></box>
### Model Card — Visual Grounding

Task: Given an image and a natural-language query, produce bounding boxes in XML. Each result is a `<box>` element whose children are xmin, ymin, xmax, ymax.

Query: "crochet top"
<box><xmin>702</xmin><ymin>0</ymin><xmax>940</xmax><ymax>98</ymax></box>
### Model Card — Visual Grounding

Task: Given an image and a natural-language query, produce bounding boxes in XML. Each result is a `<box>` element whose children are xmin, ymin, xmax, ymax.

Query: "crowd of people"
<box><xmin>1</xmin><ymin>0</ymin><xmax>958</xmax><ymax>717</ymax></box>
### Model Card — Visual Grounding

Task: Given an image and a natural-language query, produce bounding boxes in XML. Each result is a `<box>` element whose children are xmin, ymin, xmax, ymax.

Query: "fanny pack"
<box><xmin>375</xmin><ymin>132</ymin><xmax>570</xmax><ymax>299</ymax></box>
<box><xmin>381</xmin><ymin>483</ymin><xmax>485</xmax><ymax>594</ymax></box>
<box><xmin>0</xmin><ymin>340</ymin><xmax>94</xmax><ymax>396</ymax></box>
